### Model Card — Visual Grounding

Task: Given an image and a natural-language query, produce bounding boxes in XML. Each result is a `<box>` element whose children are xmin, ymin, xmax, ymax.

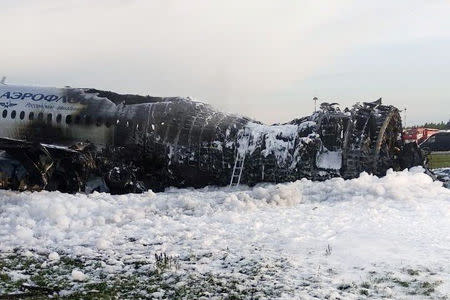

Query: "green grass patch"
<box><xmin>0</xmin><ymin>251</ymin><xmax>290</xmax><ymax>299</ymax></box>
<box><xmin>406</xmin><ymin>269</ymin><xmax>420</xmax><ymax>276</ymax></box>
<box><xmin>427</xmin><ymin>152</ymin><xmax>450</xmax><ymax>169</ymax></box>
<box><xmin>393</xmin><ymin>278</ymin><xmax>410</xmax><ymax>287</ymax></box>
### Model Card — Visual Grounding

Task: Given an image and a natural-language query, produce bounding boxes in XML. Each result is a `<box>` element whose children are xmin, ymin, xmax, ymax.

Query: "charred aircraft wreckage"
<box><xmin>0</xmin><ymin>83</ymin><xmax>424</xmax><ymax>194</ymax></box>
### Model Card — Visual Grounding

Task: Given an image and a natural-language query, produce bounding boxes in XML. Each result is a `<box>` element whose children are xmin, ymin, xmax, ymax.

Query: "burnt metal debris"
<box><xmin>0</xmin><ymin>89</ymin><xmax>424</xmax><ymax>194</ymax></box>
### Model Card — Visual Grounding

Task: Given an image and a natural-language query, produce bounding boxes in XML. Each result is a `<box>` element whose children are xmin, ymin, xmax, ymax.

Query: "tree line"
<box><xmin>409</xmin><ymin>121</ymin><xmax>450</xmax><ymax>130</ymax></box>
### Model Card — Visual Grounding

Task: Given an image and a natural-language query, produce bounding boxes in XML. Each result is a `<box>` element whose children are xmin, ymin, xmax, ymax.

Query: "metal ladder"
<box><xmin>229</xmin><ymin>131</ymin><xmax>250</xmax><ymax>187</ymax></box>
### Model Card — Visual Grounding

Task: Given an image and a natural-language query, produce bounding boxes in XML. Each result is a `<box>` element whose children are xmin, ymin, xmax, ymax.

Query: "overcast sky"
<box><xmin>1</xmin><ymin>0</ymin><xmax>449</xmax><ymax>125</ymax></box>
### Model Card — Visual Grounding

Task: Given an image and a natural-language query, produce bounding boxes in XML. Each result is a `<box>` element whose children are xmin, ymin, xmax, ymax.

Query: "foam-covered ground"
<box><xmin>434</xmin><ymin>167</ymin><xmax>450</xmax><ymax>188</ymax></box>
<box><xmin>0</xmin><ymin>167</ymin><xmax>449</xmax><ymax>298</ymax></box>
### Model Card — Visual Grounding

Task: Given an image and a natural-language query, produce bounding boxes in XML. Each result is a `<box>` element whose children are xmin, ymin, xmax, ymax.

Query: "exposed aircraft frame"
<box><xmin>0</xmin><ymin>85</ymin><xmax>424</xmax><ymax>194</ymax></box>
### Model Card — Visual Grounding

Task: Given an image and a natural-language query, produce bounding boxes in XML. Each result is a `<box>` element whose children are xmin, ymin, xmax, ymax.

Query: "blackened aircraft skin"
<box><xmin>0</xmin><ymin>83</ymin><xmax>252</xmax><ymax>192</ymax></box>
<box><xmin>0</xmin><ymin>83</ymin><xmax>423</xmax><ymax>194</ymax></box>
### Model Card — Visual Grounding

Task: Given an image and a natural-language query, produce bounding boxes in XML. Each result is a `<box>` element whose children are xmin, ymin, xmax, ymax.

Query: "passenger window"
<box><xmin>75</xmin><ymin>115</ymin><xmax>81</xmax><ymax>124</ymax></box>
<box><xmin>56</xmin><ymin>114</ymin><xmax>62</xmax><ymax>123</ymax></box>
<box><xmin>85</xmin><ymin>115</ymin><xmax>92</xmax><ymax>125</ymax></box>
<box><xmin>11</xmin><ymin>110</ymin><xmax>16</xmax><ymax>119</ymax></box>
<box><xmin>19</xmin><ymin>111</ymin><xmax>25</xmax><ymax>120</ymax></box>
<box><xmin>37</xmin><ymin>112</ymin><xmax>43</xmax><ymax>121</ymax></box>
<box><xmin>96</xmin><ymin>117</ymin><xmax>102</xmax><ymax>127</ymax></box>
<box><xmin>2</xmin><ymin>110</ymin><xmax>7</xmax><ymax>118</ymax></box>
<box><xmin>66</xmin><ymin>115</ymin><xmax>72</xmax><ymax>124</ymax></box>
<box><xmin>29</xmin><ymin>112</ymin><xmax>34</xmax><ymax>120</ymax></box>
<box><xmin>47</xmin><ymin>113</ymin><xmax>52</xmax><ymax>123</ymax></box>
<box><xmin>105</xmin><ymin>119</ymin><xmax>112</xmax><ymax>128</ymax></box>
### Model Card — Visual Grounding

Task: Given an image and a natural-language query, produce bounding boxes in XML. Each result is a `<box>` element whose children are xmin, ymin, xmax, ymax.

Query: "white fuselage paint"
<box><xmin>0</xmin><ymin>84</ymin><xmax>115</xmax><ymax>148</ymax></box>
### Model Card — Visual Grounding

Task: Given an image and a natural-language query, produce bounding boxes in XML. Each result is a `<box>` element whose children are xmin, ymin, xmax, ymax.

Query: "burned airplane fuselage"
<box><xmin>0</xmin><ymin>84</ymin><xmax>423</xmax><ymax>193</ymax></box>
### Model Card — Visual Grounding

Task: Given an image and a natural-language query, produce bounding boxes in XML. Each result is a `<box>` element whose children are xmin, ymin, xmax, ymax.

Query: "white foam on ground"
<box><xmin>48</xmin><ymin>251</ymin><xmax>60</xmax><ymax>261</ymax></box>
<box><xmin>0</xmin><ymin>167</ymin><xmax>449</xmax><ymax>298</ymax></box>
<box><xmin>71</xmin><ymin>270</ymin><xmax>87</xmax><ymax>282</ymax></box>
<box><xmin>316</xmin><ymin>150</ymin><xmax>342</xmax><ymax>170</ymax></box>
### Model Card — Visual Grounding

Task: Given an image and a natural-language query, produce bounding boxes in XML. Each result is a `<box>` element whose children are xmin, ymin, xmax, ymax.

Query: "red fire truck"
<box><xmin>402</xmin><ymin>128</ymin><xmax>439</xmax><ymax>144</ymax></box>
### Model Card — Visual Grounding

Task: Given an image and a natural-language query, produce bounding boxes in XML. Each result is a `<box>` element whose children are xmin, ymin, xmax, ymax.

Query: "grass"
<box><xmin>0</xmin><ymin>251</ymin><xmax>289</xmax><ymax>299</ymax></box>
<box><xmin>1</xmin><ymin>251</ymin><xmax>446</xmax><ymax>299</ymax></box>
<box><xmin>427</xmin><ymin>152</ymin><xmax>450</xmax><ymax>169</ymax></box>
<box><xmin>331</xmin><ymin>267</ymin><xmax>448</xmax><ymax>299</ymax></box>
